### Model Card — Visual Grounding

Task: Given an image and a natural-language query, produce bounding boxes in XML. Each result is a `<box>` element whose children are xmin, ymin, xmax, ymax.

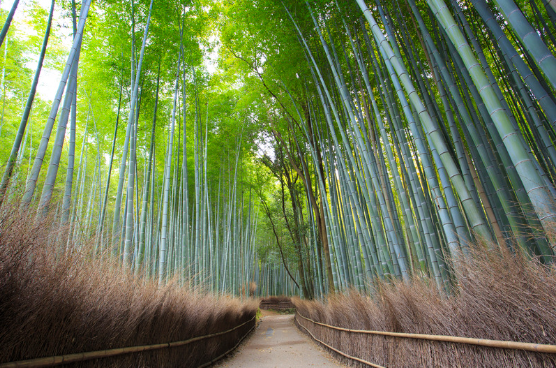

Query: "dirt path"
<box><xmin>213</xmin><ymin>312</ymin><xmax>346</xmax><ymax>368</ymax></box>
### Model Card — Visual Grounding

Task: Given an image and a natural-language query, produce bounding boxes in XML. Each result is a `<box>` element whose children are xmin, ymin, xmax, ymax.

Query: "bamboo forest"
<box><xmin>1</xmin><ymin>0</ymin><xmax>556</xmax><ymax>366</ymax></box>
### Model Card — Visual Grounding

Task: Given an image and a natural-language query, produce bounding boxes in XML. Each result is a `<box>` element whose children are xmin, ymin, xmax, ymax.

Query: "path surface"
<box><xmin>214</xmin><ymin>311</ymin><xmax>346</xmax><ymax>368</ymax></box>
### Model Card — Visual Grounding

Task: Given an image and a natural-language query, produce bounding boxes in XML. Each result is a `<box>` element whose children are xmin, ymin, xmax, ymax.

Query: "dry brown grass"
<box><xmin>294</xmin><ymin>246</ymin><xmax>556</xmax><ymax>367</ymax></box>
<box><xmin>0</xmin><ymin>204</ymin><xmax>257</xmax><ymax>367</ymax></box>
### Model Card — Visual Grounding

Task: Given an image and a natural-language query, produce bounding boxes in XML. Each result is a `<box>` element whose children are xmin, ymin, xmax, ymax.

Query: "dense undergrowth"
<box><xmin>294</xmin><ymin>246</ymin><xmax>556</xmax><ymax>367</ymax></box>
<box><xmin>0</xmin><ymin>204</ymin><xmax>257</xmax><ymax>367</ymax></box>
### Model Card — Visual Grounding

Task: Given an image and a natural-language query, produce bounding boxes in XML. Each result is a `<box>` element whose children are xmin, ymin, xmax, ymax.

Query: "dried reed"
<box><xmin>0</xmin><ymin>203</ymin><xmax>257</xmax><ymax>367</ymax></box>
<box><xmin>294</xmin><ymin>246</ymin><xmax>556</xmax><ymax>367</ymax></box>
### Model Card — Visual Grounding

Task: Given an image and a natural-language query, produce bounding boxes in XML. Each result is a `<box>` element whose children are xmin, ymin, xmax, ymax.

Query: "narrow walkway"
<box><xmin>214</xmin><ymin>311</ymin><xmax>346</xmax><ymax>368</ymax></box>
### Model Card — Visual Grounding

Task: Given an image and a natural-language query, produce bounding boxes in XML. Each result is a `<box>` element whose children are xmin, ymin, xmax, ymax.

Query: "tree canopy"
<box><xmin>1</xmin><ymin>0</ymin><xmax>556</xmax><ymax>298</ymax></box>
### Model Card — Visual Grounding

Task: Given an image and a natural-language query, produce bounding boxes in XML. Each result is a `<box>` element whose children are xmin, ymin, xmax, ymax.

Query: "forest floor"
<box><xmin>213</xmin><ymin>310</ymin><xmax>347</xmax><ymax>368</ymax></box>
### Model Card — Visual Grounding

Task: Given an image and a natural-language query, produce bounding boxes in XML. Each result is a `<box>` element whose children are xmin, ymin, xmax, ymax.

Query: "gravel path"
<box><xmin>213</xmin><ymin>312</ymin><xmax>346</xmax><ymax>368</ymax></box>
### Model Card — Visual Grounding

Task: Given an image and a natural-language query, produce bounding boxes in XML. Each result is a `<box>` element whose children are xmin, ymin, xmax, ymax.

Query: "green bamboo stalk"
<box><xmin>0</xmin><ymin>0</ymin><xmax>19</xmax><ymax>49</ymax></box>
<box><xmin>123</xmin><ymin>0</ymin><xmax>154</xmax><ymax>267</ymax></box>
<box><xmin>427</xmin><ymin>0</ymin><xmax>556</xmax><ymax>244</ymax></box>
<box><xmin>493</xmin><ymin>0</ymin><xmax>556</xmax><ymax>91</ymax></box>
<box><xmin>158</xmin><ymin>36</ymin><xmax>183</xmax><ymax>284</ymax></box>
<box><xmin>38</xmin><ymin>40</ymin><xmax>81</xmax><ymax>215</ymax></box>
<box><xmin>21</xmin><ymin>0</ymin><xmax>92</xmax><ymax>209</ymax></box>
<box><xmin>0</xmin><ymin>0</ymin><xmax>54</xmax><ymax>207</ymax></box>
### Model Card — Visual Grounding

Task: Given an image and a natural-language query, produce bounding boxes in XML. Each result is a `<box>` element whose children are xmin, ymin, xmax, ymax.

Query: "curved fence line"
<box><xmin>197</xmin><ymin>322</ymin><xmax>256</xmax><ymax>368</ymax></box>
<box><xmin>295</xmin><ymin>317</ymin><xmax>385</xmax><ymax>368</ymax></box>
<box><xmin>296</xmin><ymin>312</ymin><xmax>556</xmax><ymax>354</ymax></box>
<box><xmin>0</xmin><ymin>315</ymin><xmax>256</xmax><ymax>368</ymax></box>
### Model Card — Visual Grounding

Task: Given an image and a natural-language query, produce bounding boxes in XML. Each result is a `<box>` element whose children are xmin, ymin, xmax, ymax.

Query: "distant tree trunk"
<box><xmin>136</xmin><ymin>65</ymin><xmax>160</xmax><ymax>273</ymax></box>
<box><xmin>272</xmin><ymin>128</ymin><xmax>335</xmax><ymax>294</ymax></box>
<box><xmin>123</xmin><ymin>0</ymin><xmax>154</xmax><ymax>267</ymax></box>
<box><xmin>159</xmin><ymin>37</ymin><xmax>183</xmax><ymax>284</ymax></box>
<box><xmin>61</xmin><ymin>0</ymin><xmax>79</xmax><ymax>224</ymax></box>
<box><xmin>96</xmin><ymin>78</ymin><xmax>123</xmax><ymax>247</ymax></box>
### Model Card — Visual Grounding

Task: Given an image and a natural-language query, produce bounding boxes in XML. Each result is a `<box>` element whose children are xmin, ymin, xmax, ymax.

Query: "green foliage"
<box><xmin>3</xmin><ymin>0</ymin><xmax>556</xmax><ymax>299</ymax></box>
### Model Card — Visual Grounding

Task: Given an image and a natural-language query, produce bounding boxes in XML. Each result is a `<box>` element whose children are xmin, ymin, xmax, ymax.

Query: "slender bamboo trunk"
<box><xmin>158</xmin><ymin>34</ymin><xmax>183</xmax><ymax>284</ymax></box>
<box><xmin>21</xmin><ymin>0</ymin><xmax>92</xmax><ymax>209</ymax></box>
<box><xmin>0</xmin><ymin>0</ymin><xmax>19</xmax><ymax>49</ymax></box>
<box><xmin>0</xmin><ymin>0</ymin><xmax>55</xmax><ymax>207</ymax></box>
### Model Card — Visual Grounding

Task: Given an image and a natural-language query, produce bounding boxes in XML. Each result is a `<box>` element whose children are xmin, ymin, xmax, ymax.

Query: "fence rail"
<box><xmin>296</xmin><ymin>312</ymin><xmax>556</xmax><ymax>367</ymax></box>
<box><xmin>296</xmin><ymin>312</ymin><xmax>556</xmax><ymax>353</ymax></box>
<box><xmin>295</xmin><ymin>318</ymin><xmax>385</xmax><ymax>368</ymax></box>
<box><xmin>0</xmin><ymin>315</ymin><xmax>256</xmax><ymax>368</ymax></box>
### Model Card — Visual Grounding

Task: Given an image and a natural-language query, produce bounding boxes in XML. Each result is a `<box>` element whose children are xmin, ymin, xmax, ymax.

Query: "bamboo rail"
<box><xmin>296</xmin><ymin>312</ymin><xmax>556</xmax><ymax>354</ymax></box>
<box><xmin>0</xmin><ymin>315</ymin><xmax>256</xmax><ymax>368</ymax></box>
<box><xmin>295</xmin><ymin>317</ymin><xmax>385</xmax><ymax>368</ymax></box>
<box><xmin>197</xmin><ymin>323</ymin><xmax>256</xmax><ymax>368</ymax></box>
